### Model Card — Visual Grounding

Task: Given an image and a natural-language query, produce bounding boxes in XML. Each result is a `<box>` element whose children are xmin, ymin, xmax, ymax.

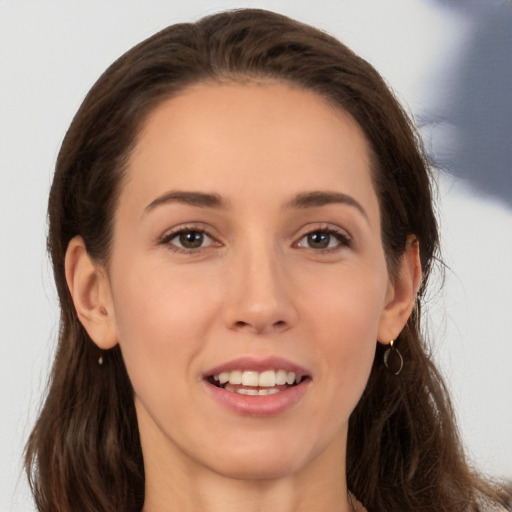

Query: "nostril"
<box><xmin>231</xmin><ymin>318</ymin><xmax>288</xmax><ymax>333</ymax></box>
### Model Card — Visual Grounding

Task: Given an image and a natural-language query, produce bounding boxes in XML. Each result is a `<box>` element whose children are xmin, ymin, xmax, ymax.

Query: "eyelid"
<box><xmin>293</xmin><ymin>223</ymin><xmax>352</xmax><ymax>251</ymax></box>
<box><xmin>158</xmin><ymin>223</ymin><xmax>222</xmax><ymax>253</ymax></box>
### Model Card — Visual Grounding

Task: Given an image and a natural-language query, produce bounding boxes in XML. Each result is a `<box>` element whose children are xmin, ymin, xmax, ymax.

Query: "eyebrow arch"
<box><xmin>143</xmin><ymin>190</ymin><xmax>227</xmax><ymax>215</ymax></box>
<box><xmin>287</xmin><ymin>191</ymin><xmax>369</xmax><ymax>220</ymax></box>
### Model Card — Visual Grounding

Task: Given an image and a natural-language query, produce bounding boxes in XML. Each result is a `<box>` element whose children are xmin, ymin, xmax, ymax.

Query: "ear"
<box><xmin>65</xmin><ymin>236</ymin><xmax>118</xmax><ymax>349</ymax></box>
<box><xmin>377</xmin><ymin>235</ymin><xmax>422</xmax><ymax>344</ymax></box>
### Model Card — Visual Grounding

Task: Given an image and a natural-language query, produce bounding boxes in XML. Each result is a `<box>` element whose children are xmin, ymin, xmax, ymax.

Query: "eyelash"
<box><xmin>159</xmin><ymin>225</ymin><xmax>352</xmax><ymax>254</ymax></box>
<box><xmin>295</xmin><ymin>226</ymin><xmax>352</xmax><ymax>252</ymax></box>
<box><xmin>159</xmin><ymin>225</ymin><xmax>217</xmax><ymax>254</ymax></box>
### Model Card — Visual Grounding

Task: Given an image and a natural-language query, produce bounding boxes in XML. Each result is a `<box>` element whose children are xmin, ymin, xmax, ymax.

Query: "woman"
<box><xmin>25</xmin><ymin>8</ymin><xmax>510</xmax><ymax>512</ymax></box>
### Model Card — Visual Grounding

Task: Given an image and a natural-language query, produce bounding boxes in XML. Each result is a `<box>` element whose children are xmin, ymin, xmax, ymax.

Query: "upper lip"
<box><xmin>204</xmin><ymin>356</ymin><xmax>310</xmax><ymax>380</ymax></box>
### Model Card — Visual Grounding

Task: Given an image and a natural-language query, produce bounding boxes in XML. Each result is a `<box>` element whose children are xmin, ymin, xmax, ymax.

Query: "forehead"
<box><xmin>122</xmin><ymin>81</ymin><xmax>377</xmax><ymax>218</ymax></box>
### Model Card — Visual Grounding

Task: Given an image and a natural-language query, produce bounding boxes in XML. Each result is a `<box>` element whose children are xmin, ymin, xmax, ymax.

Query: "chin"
<box><xmin>210</xmin><ymin>456</ymin><xmax>303</xmax><ymax>481</ymax></box>
<box><xmin>200</xmin><ymin>434</ymin><xmax>319</xmax><ymax>481</ymax></box>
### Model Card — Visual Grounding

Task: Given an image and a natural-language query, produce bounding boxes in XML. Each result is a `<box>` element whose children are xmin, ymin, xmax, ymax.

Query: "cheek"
<box><xmin>300</xmin><ymin>263</ymin><xmax>387</xmax><ymax>398</ymax></box>
<box><xmin>108</xmin><ymin>259</ymin><xmax>223</xmax><ymax>381</ymax></box>
<box><xmin>303</xmin><ymin>261</ymin><xmax>387</xmax><ymax>342</ymax></box>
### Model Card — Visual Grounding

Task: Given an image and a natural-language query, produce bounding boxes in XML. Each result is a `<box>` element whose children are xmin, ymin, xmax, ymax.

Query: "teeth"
<box><xmin>241</xmin><ymin>371</ymin><xmax>259</xmax><ymax>386</ymax></box>
<box><xmin>228</xmin><ymin>370</ymin><xmax>242</xmax><ymax>385</ymax></box>
<box><xmin>258</xmin><ymin>370</ymin><xmax>276</xmax><ymax>387</ymax></box>
<box><xmin>213</xmin><ymin>369</ymin><xmax>300</xmax><ymax>389</ymax></box>
<box><xmin>276</xmin><ymin>369</ymin><xmax>287</xmax><ymax>385</ymax></box>
<box><xmin>225</xmin><ymin>386</ymin><xmax>280</xmax><ymax>395</ymax></box>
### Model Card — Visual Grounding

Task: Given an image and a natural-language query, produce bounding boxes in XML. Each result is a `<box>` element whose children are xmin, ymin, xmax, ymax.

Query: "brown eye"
<box><xmin>164</xmin><ymin>229</ymin><xmax>216</xmax><ymax>252</ymax></box>
<box><xmin>296</xmin><ymin>229</ymin><xmax>351</xmax><ymax>251</ymax></box>
<box><xmin>178</xmin><ymin>231</ymin><xmax>205</xmax><ymax>249</ymax></box>
<box><xmin>307</xmin><ymin>232</ymin><xmax>331</xmax><ymax>249</ymax></box>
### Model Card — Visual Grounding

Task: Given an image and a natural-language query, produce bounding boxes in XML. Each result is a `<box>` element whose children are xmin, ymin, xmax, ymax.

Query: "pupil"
<box><xmin>308</xmin><ymin>232</ymin><xmax>329</xmax><ymax>248</ymax></box>
<box><xmin>180</xmin><ymin>232</ymin><xmax>203</xmax><ymax>248</ymax></box>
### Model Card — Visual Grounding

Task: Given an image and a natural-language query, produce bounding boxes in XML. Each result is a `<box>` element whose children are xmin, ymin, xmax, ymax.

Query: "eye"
<box><xmin>161</xmin><ymin>228</ymin><xmax>218</xmax><ymax>252</ymax></box>
<box><xmin>296</xmin><ymin>229</ymin><xmax>351</xmax><ymax>251</ymax></box>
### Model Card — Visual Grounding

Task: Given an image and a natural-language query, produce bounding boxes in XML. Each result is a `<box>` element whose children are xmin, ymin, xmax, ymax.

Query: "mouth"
<box><xmin>206</xmin><ymin>369</ymin><xmax>308</xmax><ymax>396</ymax></box>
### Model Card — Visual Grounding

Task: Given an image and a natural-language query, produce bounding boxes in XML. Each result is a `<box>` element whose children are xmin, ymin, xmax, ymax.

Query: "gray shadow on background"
<box><xmin>428</xmin><ymin>0</ymin><xmax>512</xmax><ymax>206</ymax></box>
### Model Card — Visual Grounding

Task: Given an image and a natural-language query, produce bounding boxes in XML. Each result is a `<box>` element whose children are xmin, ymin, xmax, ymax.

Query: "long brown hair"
<box><xmin>25</xmin><ymin>9</ymin><xmax>510</xmax><ymax>512</ymax></box>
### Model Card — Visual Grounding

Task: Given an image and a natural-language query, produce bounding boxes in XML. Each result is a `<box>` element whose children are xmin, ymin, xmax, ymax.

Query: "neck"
<box><xmin>144</xmin><ymin>473</ymin><xmax>352</xmax><ymax>512</ymax></box>
<box><xmin>141</xmin><ymin>426</ymin><xmax>352</xmax><ymax>512</ymax></box>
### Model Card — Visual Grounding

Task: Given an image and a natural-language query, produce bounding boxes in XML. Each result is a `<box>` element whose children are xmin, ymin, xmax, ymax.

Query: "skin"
<box><xmin>66</xmin><ymin>82</ymin><xmax>421</xmax><ymax>512</ymax></box>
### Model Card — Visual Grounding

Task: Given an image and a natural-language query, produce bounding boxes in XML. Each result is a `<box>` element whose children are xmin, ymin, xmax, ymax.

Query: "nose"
<box><xmin>222</xmin><ymin>242</ymin><xmax>298</xmax><ymax>335</ymax></box>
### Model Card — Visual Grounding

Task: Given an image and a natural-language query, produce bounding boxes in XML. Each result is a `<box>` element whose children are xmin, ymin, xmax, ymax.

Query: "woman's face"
<box><xmin>102</xmin><ymin>82</ymin><xmax>400</xmax><ymax>481</ymax></box>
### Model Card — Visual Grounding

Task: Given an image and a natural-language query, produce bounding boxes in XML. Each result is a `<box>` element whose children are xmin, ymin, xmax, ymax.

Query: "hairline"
<box><xmin>101</xmin><ymin>75</ymin><xmax>393</xmax><ymax>273</ymax></box>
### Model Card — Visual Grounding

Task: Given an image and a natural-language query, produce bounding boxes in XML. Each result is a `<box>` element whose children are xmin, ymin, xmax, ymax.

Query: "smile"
<box><xmin>209</xmin><ymin>369</ymin><xmax>304</xmax><ymax>395</ymax></box>
<box><xmin>203</xmin><ymin>357</ymin><xmax>311</xmax><ymax>415</ymax></box>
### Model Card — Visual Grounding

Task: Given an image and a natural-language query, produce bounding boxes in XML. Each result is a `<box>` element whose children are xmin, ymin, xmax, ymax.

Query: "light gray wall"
<box><xmin>1</xmin><ymin>1</ymin><xmax>510</xmax><ymax>510</ymax></box>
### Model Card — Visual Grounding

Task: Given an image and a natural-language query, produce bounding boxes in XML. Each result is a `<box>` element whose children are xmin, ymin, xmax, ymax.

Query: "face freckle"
<box><xmin>105</xmin><ymin>82</ymin><xmax>396</xmax><ymax>483</ymax></box>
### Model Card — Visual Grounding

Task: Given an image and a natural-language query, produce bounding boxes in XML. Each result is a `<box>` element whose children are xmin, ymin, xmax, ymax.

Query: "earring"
<box><xmin>383</xmin><ymin>339</ymin><xmax>403</xmax><ymax>375</ymax></box>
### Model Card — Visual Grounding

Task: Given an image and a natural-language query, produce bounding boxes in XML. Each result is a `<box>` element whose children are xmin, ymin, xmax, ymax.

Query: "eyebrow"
<box><xmin>287</xmin><ymin>191</ymin><xmax>369</xmax><ymax>220</ymax></box>
<box><xmin>143</xmin><ymin>189</ymin><xmax>368</xmax><ymax>220</ymax></box>
<box><xmin>143</xmin><ymin>190</ymin><xmax>227</xmax><ymax>215</ymax></box>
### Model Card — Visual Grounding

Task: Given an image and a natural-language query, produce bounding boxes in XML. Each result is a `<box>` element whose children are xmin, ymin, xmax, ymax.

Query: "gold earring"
<box><xmin>383</xmin><ymin>339</ymin><xmax>403</xmax><ymax>375</ymax></box>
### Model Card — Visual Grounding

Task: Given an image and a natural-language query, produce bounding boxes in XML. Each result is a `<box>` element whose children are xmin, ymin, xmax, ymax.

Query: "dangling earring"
<box><xmin>383</xmin><ymin>339</ymin><xmax>403</xmax><ymax>375</ymax></box>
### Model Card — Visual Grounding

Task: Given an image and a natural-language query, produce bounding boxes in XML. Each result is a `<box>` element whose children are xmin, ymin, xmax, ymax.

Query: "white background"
<box><xmin>1</xmin><ymin>1</ymin><xmax>511</xmax><ymax>510</ymax></box>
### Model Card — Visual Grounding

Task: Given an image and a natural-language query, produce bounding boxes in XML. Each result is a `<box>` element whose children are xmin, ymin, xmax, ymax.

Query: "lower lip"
<box><xmin>204</xmin><ymin>380</ymin><xmax>310</xmax><ymax>416</ymax></box>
